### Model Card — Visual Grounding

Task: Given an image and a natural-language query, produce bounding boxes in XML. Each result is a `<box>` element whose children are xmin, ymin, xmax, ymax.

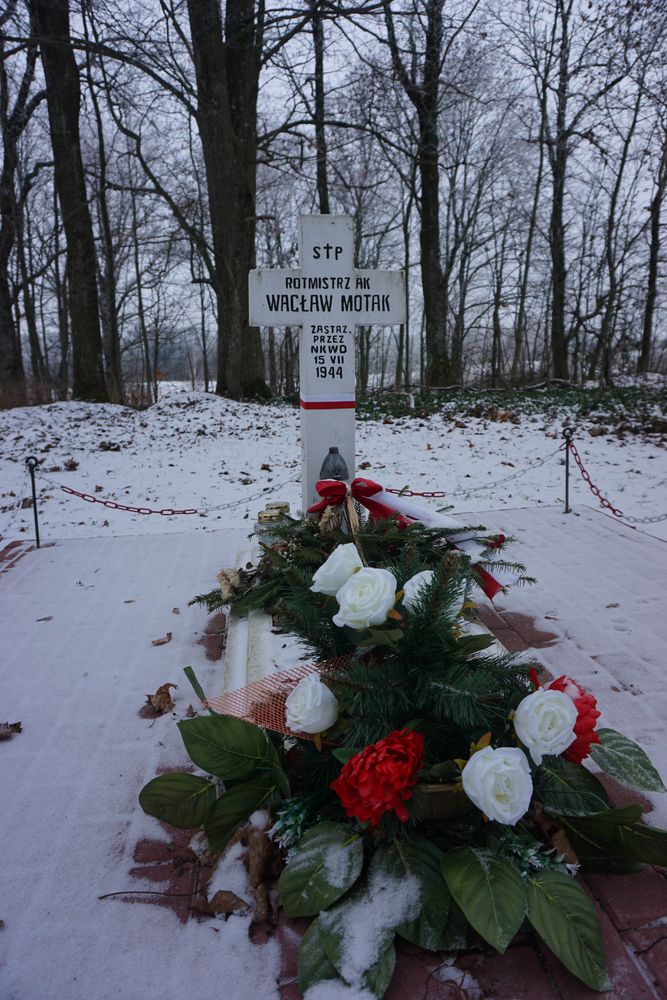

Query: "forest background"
<box><xmin>1</xmin><ymin>0</ymin><xmax>666</xmax><ymax>408</ymax></box>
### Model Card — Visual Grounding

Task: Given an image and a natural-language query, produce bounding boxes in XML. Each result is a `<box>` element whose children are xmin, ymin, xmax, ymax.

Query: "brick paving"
<box><xmin>1</xmin><ymin>506</ymin><xmax>665</xmax><ymax>999</ymax></box>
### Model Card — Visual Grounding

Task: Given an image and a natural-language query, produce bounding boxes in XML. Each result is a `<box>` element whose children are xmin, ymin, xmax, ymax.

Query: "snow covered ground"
<box><xmin>1</xmin><ymin>385</ymin><xmax>666</xmax><ymax>543</ymax></box>
<box><xmin>1</xmin><ymin>386</ymin><xmax>666</xmax><ymax>1000</ymax></box>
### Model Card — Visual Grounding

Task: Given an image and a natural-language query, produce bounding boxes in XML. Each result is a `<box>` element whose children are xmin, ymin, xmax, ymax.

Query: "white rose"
<box><xmin>285</xmin><ymin>674</ymin><xmax>339</xmax><ymax>734</ymax></box>
<box><xmin>462</xmin><ymin>746</ymin><xmax>533</xmax><ymax>825</ymax></box>
<box><xmin>310</xmin><ymin>543</ymin><xmax>363</xmax><ymax>597</ymax></box>
<box><xmin>333</xmin><ymin>567</ymin><xmax>397</xmax><ymax>630</ymax></box>
<box><xmin>402</xmin><ymin>570</ymin><xmax>435</xmax><ymax>612</ymax></box>
<box><xmin>513</xmin><ymin>689</ymin><xmax>577</xmax><ymax>766</ymax></box>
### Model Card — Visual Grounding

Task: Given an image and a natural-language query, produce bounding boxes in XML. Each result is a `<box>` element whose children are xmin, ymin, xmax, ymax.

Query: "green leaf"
<box><xmin>456</xmin><ymin>633</ymin><xmax>496</xmax><ymax>657</ymax></box>
<box><xmin>421</xmin><ymin>760</ymin><xmax>460</xmax><ymax>782</ymax></box>
<box><xmin>441</xmin><ymin>847</ymin><xmax>526</xmax><ymax>953</ymax></box>
<box><xmin>536</xmin><ymin>757</ymin><xmax>611</xmax><ymax>816</ymax></box>
<box><xmin>182</xmin><ymin>665</ymin><xmax>217</xmax><ymax>715</ymax></box>
<box><xmin>297</xmin><ymin>919</ymin><xmax>338</xmax><ymax>993</ymax></box>
<box><xmin>440</xmin><ymin>899</ymin><xmax>469</xmax><ymax>951</ymax></box>
<box><xmin>178</xmin><ymin>715</ymin><xmax>274</xmax><ymax>780</ymax></box>
<box><xmin>564</xmin><ymin>807</ymin><xmax>667</xmax><ymax>869</ymax></box>
<box><xmin>527</xmin><ymin>871</ymin><xmax>610</xmax><ymax>991</ymax></box>
<box><xmin>138</xmin><ymin>772</ymin><xmax>216</xmax><ymax>829</ymax></box>
<box><xmin>356</xmin><ymin>627</ymin><xmax>403</xmax><ymax>648</ymax></box>
<box><xmin>590</xmin><ymin>729</ymin><xmax>666</xmax><ymax>793</ymax></box>
<box><xmin>272</xmin><ymin>764</ymin><xmax>291</xmax><ymax>798</ymax></box>
<box><xmin>279</xmin><ymin>821</ymin><xmax>363</xmax><ymax>917</ymax></box>
<box><xmin>204</xmin><ymin>773</ymin><xmax>278</xmax><ymax>852</ymax></box>
<box><xmin>331</xmin><ymin>747</ymin><xmax>360</xmax><ymax>765</ymax></box>
<box><xmin>319</xmin><ymin>880</ymin><xmax>397</xmax><ymax>989</ymax></box>
<box><xmin>319</xmin><ymin>851</ymin><xmax>419</xmax><ymax>988</ymax></box>
<box><xmin>377</xmin><ymin>837</ymin><xmax>452</xmax><ymax>952</ymax></box>
<box><xmin>364</xmin><ymin>941</ymin><xmax>396</xmax><ymax>998</ymax></box>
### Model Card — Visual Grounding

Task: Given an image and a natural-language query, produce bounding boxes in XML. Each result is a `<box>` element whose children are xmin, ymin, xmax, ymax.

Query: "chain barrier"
<box><xmin>0</xmin><ymin>466</ymin><xmax>30</xmax><ymax>540</ymax></box>
<box><xmin>15</xmin><ymin>446</ymin><xmax>667</xmax><ymax>541</ymax></box>
<box><xmin>387</xmin><ymin>447</ymin><xmax>563</xmax><ymax>500</ymax></box>
<box><xmin>35</xmin><ymin>469</ymin><xmax>300</xmax><ymax>518</ymax></box>
<box><xmin>560</xmin><ymin>433</ymin><xmax>667</xmax><ymax>523</ymax></box>
<box><xmin>560</xmin><ymin>434</ymin><xmax>623</xmax><ymax>517</ymax></box>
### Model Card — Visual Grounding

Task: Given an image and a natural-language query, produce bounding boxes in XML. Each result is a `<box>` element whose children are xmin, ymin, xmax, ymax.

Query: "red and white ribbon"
<box><xmin>307</xmin><ymin>477</ymin><xmax>517</xmax><ymax>601</ymax></box>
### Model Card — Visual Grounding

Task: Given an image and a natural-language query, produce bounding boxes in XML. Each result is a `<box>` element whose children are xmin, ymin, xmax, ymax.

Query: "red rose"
<box><xmin>547</xmin><ymin>675</ymin><xmax>601</xmax><ymax>764</ymax></box>
<box><xmin>331</xmin><ymin>728</ymin><xmax>424</xmax><ymax>826</ymax></box>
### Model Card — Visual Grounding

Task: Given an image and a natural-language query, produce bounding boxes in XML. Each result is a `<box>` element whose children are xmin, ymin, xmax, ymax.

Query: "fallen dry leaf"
<box><xmin>145</xmin><ymin>683</ymin><xmax>178</xmax><ymax>714</ymax></box>
<box><xmin>185</xmin><ymin>704</ymin><xmax>198</xmax><ymax>718</ymax></box>
<box><xmin>0</xmin><ymin>722</ymin><xmax>22</xmax><ymax>741</ymax></box>
<box><xmin>245</xmin><ymin>829</ymin><xmax>272</xmax><ymax>888</ymax></box>
<box><xmin>549</xmin><ymin>827</ymin><xmax>579</xmax><ymax>867</ymax></box>
<box><xmin>191</xmin><ymin>890</ymin><xmax>249</xmax><ymax>918</ymax></box>
<box><xmin>253</xmin><ymin>883</ymin><xmax>270</xmax><ymax>922</ymax></box>
<box><xmin>151</xmin><ymin>632</ymin><xmax>172</xmax><ymax>646</ymax></box>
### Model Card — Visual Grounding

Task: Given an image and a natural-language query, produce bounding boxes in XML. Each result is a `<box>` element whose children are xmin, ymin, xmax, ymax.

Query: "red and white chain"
<box><xmin>36</xmin><ymin>470</ymin><xmax>300</xmax><ymax>517</ymax></box>
<box><xmin>387</xmin><ymin>446</ymin><xmax>563</xmax><ymax>500</ymax></box>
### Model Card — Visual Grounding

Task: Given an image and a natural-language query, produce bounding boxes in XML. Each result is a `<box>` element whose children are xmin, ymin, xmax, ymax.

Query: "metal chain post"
<box><xmin>25</xmin><ymin>456</ymin><xmax>41</xmax><ymax>547</ymax></box>
<box><xmin>561</xmin><ymin>427</ymin><xmax>574</xmax><ymax>513</ymax></box>
<box><xmin>560</xmin><ymin>435</ymin><xmax>624</xmax><ymax>518</ymax></box>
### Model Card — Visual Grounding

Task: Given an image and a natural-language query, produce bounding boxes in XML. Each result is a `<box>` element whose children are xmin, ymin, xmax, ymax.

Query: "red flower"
<box><xmin>331</xmin><ymin>728</ymin><xmax>424</xmax><ymax>826</ymax></box>
<box><xmin>546</xmin><ymin>675</ymin><xmax>601</xmax><ymax>764</ymax></box>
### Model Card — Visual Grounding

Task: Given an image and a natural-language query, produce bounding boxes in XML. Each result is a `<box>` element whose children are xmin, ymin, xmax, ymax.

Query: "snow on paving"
<box><xmin>1</xmin><ymin>386</ymin><xmax>666</xmax><ymax>1000</ymax></box>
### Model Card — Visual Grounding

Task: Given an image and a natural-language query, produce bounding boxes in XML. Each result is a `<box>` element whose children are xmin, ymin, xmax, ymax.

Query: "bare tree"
<box><xmin>0</xmin><ymin>2</ymin><xmax>45</xmax><ymax>404</ymax></box>
<box><xmin>28</xmin><ymin>0</ymin><xmax>109</xmax><ymax>401</ymax></box>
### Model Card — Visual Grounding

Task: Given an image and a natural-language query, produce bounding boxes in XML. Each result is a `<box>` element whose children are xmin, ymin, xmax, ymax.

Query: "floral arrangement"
<box><xmin>140</xmin><ymin>502</ymin><xmax>666</xmax><ymax>998</ymax></box>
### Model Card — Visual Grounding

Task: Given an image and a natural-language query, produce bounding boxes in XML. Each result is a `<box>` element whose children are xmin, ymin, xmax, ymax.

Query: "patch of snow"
<box><xmin>323</xmin><ymin>843</ymin><xmax>360</xmax><ymax>890</ymax></box>
<box><xmin>206</xmin><ymin>840</ymin><xmax>253</xmax><ymax>905</ymax></box>
<box><xmin>320</xmin><ymin>869</ymin><xmax>420</xmax><ymax>987</ymax></box>
<box><xmin>433</xmin><ymin>958</ymin><xmax>483</xmax><ymax>999</ymax></box>
<box><xmin>304</xmin><ymin>983</ymin><xmax>376</xmax><ymax>1000</ymax></box>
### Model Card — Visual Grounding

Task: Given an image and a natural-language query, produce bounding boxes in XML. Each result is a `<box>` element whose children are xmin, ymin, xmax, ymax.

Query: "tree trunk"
<box><xmin>638</xmin><ymin>131</ymin><xmax>667</xmax><ymax>375</ymax></box>
<box><xmin>186</xmin><ymin>0</ymin><xmax>268</xmax><ymax>400</ymax></box>
<box><xmin>0</xmin><ymin>25</ymin><xmax>33</xmax><ymax>406</ymax></box>
<box><xmin>15</xmin><ymin>195</ymin><xmax>46</xmax><ymax>388</ymax></box>
<box><xmin>546</xmin><ymin>3</ymin><xmax>571</xmax><ymax>381</ymax></box>
<box><xmin>385</xmin><ymin>0</ymin><xmax>453</xmax><ymax>388</ymax></box>
<box><xmin>82</xmin><ymin>8</ymin><xmax>124</xmax><ymax>403</ymax></box>
<box><xmin>130</xmin><ymin>186</ymin><xmax>152</xmax><ymax>405</ymax></box>
<box><xmin>311</xmin><ymin>0</ymin><xmax>330</xmax><ymax>214</ymax></box>
<box><xmin>29</xmin><ymin>0</ymin><xmax>108</xmax><ymax>402</ymax></box>
<box><xmin>512</xmin><ymin>104</ymin><xmax>546</xmax><ymax>386</ymax></box>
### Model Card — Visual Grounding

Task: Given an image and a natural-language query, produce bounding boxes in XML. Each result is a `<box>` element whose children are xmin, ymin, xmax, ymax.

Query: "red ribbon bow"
<box><xmin>308</xmin><ymin>477</ymin><xmax>399</xmax><ymax>520</ymax></box>
<box><xmin>308</xmin><ymin>478</ymin><xmax>502</xmax><ymax>599</ymax></box>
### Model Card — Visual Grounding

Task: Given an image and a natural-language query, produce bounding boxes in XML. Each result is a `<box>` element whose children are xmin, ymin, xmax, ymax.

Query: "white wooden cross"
<box><xmin>249</xmin><ymin>215</ymin><xmax>405</xmax><ymax>510</ymax></box>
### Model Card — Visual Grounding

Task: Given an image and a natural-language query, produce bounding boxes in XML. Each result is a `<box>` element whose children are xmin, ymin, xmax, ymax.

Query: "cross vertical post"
<box><xmin>249</xmin><ymin>215</ymin><xmax>405</xmax><ymax>510</ymax></box>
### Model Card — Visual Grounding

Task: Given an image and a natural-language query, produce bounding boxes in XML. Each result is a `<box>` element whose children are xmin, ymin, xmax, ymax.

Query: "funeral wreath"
<box><xmin>139</xmin><ymin>489</ymin><xmax>666</xmax><ymax>997</ymax></box>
